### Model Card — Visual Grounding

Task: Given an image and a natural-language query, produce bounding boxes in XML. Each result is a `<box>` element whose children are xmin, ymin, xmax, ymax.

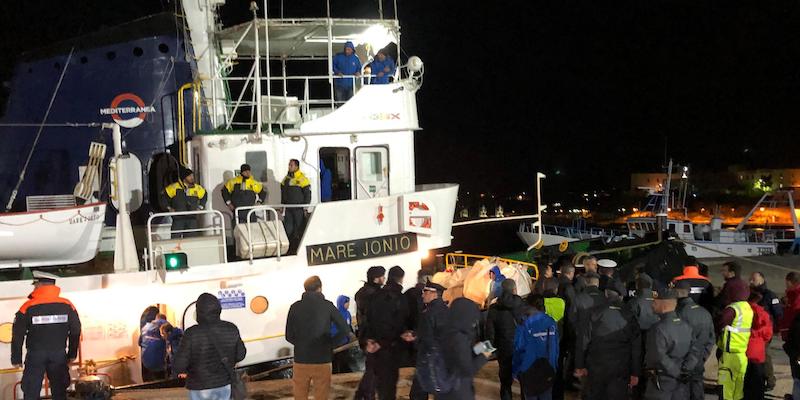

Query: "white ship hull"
<box><xmin>517</xmin><ymin>231</ymin><xmax>579</xmax><ymax>247</ymax></box>
<box><xmin>682</xmin><ymin>240</ymin><xmax>776</xmax><ymax>259</ymax></box>
<box><xmin>0</xmin><ymin>184</ymin><xmax>457</xmax><ymax>397</ymax></box>
<box><xmin>0</xmin><ymin>203</ymin><xmax>106</xmax><ymax>269</ymax></box>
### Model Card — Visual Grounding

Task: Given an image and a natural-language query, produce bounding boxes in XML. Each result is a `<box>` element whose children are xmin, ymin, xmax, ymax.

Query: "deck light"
<box><xmin>164</xmin><ymin>252</ymin><xmax>188</xmax><ymax>270</ymax></box>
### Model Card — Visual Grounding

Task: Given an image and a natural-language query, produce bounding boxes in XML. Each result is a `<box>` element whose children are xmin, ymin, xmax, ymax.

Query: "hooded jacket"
<box><xmin>11</xmin><ymin>285</ymin><xmax>81</xmax><ymax>365</ymax></box>
<box><xmin>715</xmin><ymin>280</ymin><xmax>751</xmax><ymax>337</ymax></box>
<box><xmin>330</xmin><ymin>295</ymin><xmax>353</xmax><ymax>346</ymax></box>
<box><xmin>173</xmin><ymin>293</ymin><xmax>246</xmax><ymax>390</ymax></box>
<box><xmin>286</xmin><ymin>291</ymin><xmax>348</xmax><ymax>364</ymax></box>
<box><xmin>369</xmin><ymin>54</ymin><xmax>396</xmax><ymax>84</ymax></box>
<box><xmin>140</xmin><ymin>318</ymin><xmax>169</xmax><ymax>371</ymax></box>
<box><xmin>486</xmin><ymin>292</ymin><xmax>524</xmax><ymax>357</ymax></box>
<box><xmin>355</xmin><ymin>280</ymin><xmax>382</xmax><ymax>337</ymax></box>
<box><xmin>332</xmin><ymin>41</ymin><xmax>362</xmax><ymax>88</ymax></box>
<box><xmin>443</xmin><ymin>298</ymin><xmax>488</xmax><ymax>394</ymax></box>
<box><xmin>716</xmin><ymin>277</ymin><xmax>749</xmax><ymax>310</ymax></box>
<box><xmin>746</xmin><ymin>301</ymin><xmax>773</xmax><ymax>363</ymax></box>
<box><xmin>781</xmin><ymin>284</ymin><xmax>800</xmax><ymax>339</ymax></box>
<box><xmin>488</xmin><ymin>266</ymin><xmax>506</xmax><ymax>304</ymax></box>
<box><xmin>751</xmin><ymin>283</ymin><xmax>783</xmax><ymax>331</ymax></box>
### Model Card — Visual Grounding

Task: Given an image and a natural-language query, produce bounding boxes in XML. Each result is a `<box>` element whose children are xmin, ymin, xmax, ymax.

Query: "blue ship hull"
<box><xmin>0</xmin><ymin>13</ymin><xmax>205</xmax><ymax>225</ymax></box>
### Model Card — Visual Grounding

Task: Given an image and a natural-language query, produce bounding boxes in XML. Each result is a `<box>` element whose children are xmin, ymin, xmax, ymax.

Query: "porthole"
<box><xmin>80</xmin><ymin>56</ymin><xmax>88</xmax><ymax>64</ymax></box>
<box><xmin>54</xmin><ymin>62</ymin><xmax>60</xmax><ymax>70</ymax></box>
<box><xmin>106</xmin><ymin>51</ymin><xmax>116</xmax><ymax>61</ymax></box>
<box><xmin>158</xmin><ymin>43</ymin><xmax>169</xmax><ymax>54</ymax></box>
<box><xmin>0</xmin><ymin>322</ymin><xmax>12</xmax><ymax>344</ymax></box>
<box><xmin>133</xmin><ymin>47</ymin><xmax>144</xmax><ymax>57</ymax></box>
<box><xmin>250</xmin><ymin>296</ymin><xmax>269</xmax><ymax>314</ymax></box>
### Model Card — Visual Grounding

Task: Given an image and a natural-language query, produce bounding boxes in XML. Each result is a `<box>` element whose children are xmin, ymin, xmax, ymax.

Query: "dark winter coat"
<box><xmin>437</xmin><ymin>298</ymin><xmax>488</xmax><ymax>400</ymax></box>
<box><xmin>173</xmin><ymin>293</ymin><xmax>246</xmax><ymax>390</ymax></box>
<box><xmin>486</xmin><ymin>292</ymin><xmax>524</xmax><ymax>358</ymax></box>
<box><xmin>285</xmin><ymin>291</ymin><xmax>349</xmax><ymax>364</ymax></box>
<box><xmin>363</xmin><ymin>281</ymin><xmax>410</xmax><ymax>344</ymax></box>
<box><xmin>355</xmin><ymin>281</ymin><xmax>382</xmax><ymax>336</ymax></box>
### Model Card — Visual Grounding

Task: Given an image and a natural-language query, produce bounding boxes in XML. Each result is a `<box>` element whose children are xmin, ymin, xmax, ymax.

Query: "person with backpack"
<box><xmin>437</xmin><ymin>298</ymin><xmax>491</xmax><ymax>400</ymax></box>
<box><xmin>513</xmin><ymin>294</ymin><xmax>559</xmax><ymax>400</ymax></box>
<box><xmin>173</xmin><ymin>293</ymin><xmax>246</xmax><ymax>400</ymax></box>
<box><xmin>362</xmin><ymin>266</ymin><xmax>410</xmax><ymax>400</ymax></box>
<box><xmin>486</xmin><ymin>279</ymin><xmax>525</xmax><ymax>400</ymax></box>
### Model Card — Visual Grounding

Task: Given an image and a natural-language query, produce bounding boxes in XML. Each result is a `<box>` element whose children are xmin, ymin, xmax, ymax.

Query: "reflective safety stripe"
<box><xmin>690</xmin><ymin>287</ymin><xmax>704</xmax><ymax>294</ymax></box>
<box><xmin>32</xmin><ymin>315</ymin><xmax>68</xmax><ymax>324</ymax></box>
<box><xmin>725</xmin><ymin>326</ymin><xmax>751</xmax><ymax>333</ymax></box>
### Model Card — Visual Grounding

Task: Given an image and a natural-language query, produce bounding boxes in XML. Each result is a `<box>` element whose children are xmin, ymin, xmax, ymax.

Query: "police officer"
<box><xmin>409</xmin><ymin>281</ymin><xmax>448</xmax><ymax>400</ymax></box>
<box><xmin>574</xmin><ymin>285</ymin><xmax>641</xmax><ymax>400</ymax></box>
<box><xmin>571</xmin><ymin>271</ymin><xmax>606</xmax><ymax>395</ymax></box>
<box><xmin>12</xmin><ymin>272</ymin><xmax>81</xmax><ymax>400</ymax></box>
<box><xmin>625</xmin><ymin>273</ymin><xmax>659</xmax><ymax>398</ymax></box>
<box><xmin>597</xmin><ymin>259</ymin><xmax>626</xmax><ymax>296</ymax></box>
<box><xmin>671</xmin><ymin>264</ymin><xmax>714</xmax><ymax>312</ymax></box>
<box><xmin>159</xmin><ymin>168</ymin><xmax>207</xmax><ymax>237</ymax></box>
<box><xmin>644</xmin><ymin>288</ymin><xmax>694</xmax><ymax>400</ymax></box>
<box><xmin>280</xmin><ymin>159</ymin><xmax>311</xmax><ymax>250</ymax></box>
<box><xmin>222</xmin><ymin>163</ymin><xmax>267</xmax><ymax>223</ymax></box>
<box><xmin>674</xmin><ymin>281</ymin><xmax>715</xmax><ymax>400</ymax></box>
<box><xmin>716</xmin><ymin>281</ymin><xmax>752</xmax><ymax>400</ymax></box>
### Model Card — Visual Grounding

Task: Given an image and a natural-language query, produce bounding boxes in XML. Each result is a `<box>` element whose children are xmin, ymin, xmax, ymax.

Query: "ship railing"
<box><xmin>146</xmin><ymin>210</ymin><xmax>227</xmax><ymax>271</ymax></box>
<box><xmin>445</xmin><ymin>253</ymin><xmax>539</xmax><ymax>281</ymax></box>
<box><xmin>232</xmin><ymin>205</ymin><xmax>284</xmax><ymax>263</ymax></box>
<box><xmin>219</xmin><ymin>70</ymin><xmax>414</xmax><ymax>131</ymax></box>
<box><xmin>519</xmin><ymin>222</ymin><xmax>620</xmax><ymax>239</ymax></box>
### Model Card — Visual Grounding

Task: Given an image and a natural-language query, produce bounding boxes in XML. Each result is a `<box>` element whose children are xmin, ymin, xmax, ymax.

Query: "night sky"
<box><xmin>2</xmin><ymin>0</ymin><xmax>800</xmax><ymax>197</ymax></box>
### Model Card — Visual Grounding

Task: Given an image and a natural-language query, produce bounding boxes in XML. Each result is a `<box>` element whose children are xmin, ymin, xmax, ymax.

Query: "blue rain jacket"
<box><xmin>332</xmin><ymin>42</ymin><xmax>361</xmax><ymax>88</ymax></box>
<box><xmin>511</xmin><ymin>311</ymin><xmax>559</xmax><ymax>377</ymax></box>
<box><xmin>370</xmin><ymin>56</ymin><xmax>396</xmax><ymax>84</ymax></box>
<box><xmin>330</xmin><ymin>295</ymin><xmax>352</xmax><ymax>346</ymax></box>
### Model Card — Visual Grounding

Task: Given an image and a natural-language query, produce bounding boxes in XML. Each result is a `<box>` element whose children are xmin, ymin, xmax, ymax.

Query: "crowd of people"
<box><xmin>14</xmin><ymin>256</ymin><xmax>800</xmax><ymax>400</ymax></box>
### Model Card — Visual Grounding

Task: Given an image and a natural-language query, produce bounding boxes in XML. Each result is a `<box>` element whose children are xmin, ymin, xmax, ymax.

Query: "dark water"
<box><xmin>423</xmin><ymin>221</ymin><xmax>526</xmax><ymax>271</ymax></box>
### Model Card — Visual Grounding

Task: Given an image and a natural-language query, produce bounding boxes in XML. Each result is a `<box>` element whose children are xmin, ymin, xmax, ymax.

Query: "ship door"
<box><xmin>355</xmin><ymin>146</ymin><xmax>389</xmax><ymax>199</ymax></box>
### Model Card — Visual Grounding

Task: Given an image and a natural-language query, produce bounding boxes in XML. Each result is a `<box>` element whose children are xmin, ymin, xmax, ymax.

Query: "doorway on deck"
<box><xmin>319</xmin><ymin>147</ymin><xmax>352</xmax><ymax>202</ymax></box>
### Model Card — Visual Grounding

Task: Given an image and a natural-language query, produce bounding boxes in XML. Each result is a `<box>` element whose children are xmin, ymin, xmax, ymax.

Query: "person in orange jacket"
<box><xmin>743</xmin><ymin>291</ymin><xmax>773</xmax><ymax>399</ymax></box>
<box><xmin>672</xmin><ymin>264</ymin><xmax>714</xmax><ymax>312</ymax></box>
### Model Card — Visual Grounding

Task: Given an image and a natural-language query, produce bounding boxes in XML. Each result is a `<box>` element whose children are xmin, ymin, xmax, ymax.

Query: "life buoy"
<box><xmin>559</xmin><ymin>240</ymin><xmax>569</xmax><ymax>252</ymax></box>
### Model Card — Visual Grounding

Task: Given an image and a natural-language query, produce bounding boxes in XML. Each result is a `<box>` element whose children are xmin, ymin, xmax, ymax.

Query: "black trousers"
<box><xmin>743</xmin><ymin>361</ymin><xmax>765</xmax><ymax>400</ymax></box>
<box><xmin>284</xmin><ymin>208</ymin><xmax>306</xmax><ymax>251</ymax></box>
<box><xmin>22</xmin><ymin>350</ymin><xmax>70</xmax><ymax>400</ymax></box>
<box><xmin>587</xmin><ymin>372</ymin><xmax>629</xmax><ymax>400</ymax></box>
<box><xmin>374</xmin><ymin>345</ymin><xmax>400</xmax><ymax>400</ymax></box>
<box><xmin>171</xmin><ymin>216</ymin><xmax>198</xmax><ymax>238</ymax></box>
<box><xmin>409</xmin><ymin>374</ymin><xmax>431</xmax><ymax>400</ymax></box>
<box><xmin>356</xmin><ymin>352</ymin><xmax>378</xmax><ymax>400</ymax></box>
<box><xmin>498</xmin><ymin>354</ymin><xmax>513</xmax><ymax>400</ymax></box>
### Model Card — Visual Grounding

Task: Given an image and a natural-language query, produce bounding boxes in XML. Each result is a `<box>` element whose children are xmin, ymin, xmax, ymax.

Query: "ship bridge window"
<box><xmin>319</xmin><ymin>147</ymin><xmax>352</xmax><ymax>202</ymax></box>
<box><xmin>683</xmin><ymin>224</ymin><xmax>691</xmax><ymax>233</ymax></box>
<box><xmin>668</xmin><ymin>223</ymin><xmax>676</xmax><ymax>233</ymax></box>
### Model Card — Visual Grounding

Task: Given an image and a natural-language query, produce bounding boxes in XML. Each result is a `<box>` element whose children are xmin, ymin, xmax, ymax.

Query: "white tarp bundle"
<box><xmin>432</xmin><ymin>257</ymin><xmax>534</xmax><ymax>306</ymax></box>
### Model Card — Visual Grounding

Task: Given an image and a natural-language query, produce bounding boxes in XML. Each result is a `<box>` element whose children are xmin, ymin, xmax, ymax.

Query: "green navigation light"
<box><xmin>163</xmin><ymin>253</ymin><xmax>188</xmax><ymax>270</ymax></box>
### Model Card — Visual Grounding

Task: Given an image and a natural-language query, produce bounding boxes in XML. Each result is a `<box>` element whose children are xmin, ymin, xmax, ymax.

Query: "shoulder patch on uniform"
<box><xmin>772</xmin><ymin>298</ymin><xmax>780</xmax><ymax>305</ymax></box>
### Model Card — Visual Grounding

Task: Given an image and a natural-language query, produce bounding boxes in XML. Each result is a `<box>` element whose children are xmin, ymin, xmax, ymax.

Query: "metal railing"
<box><xmin>445</xmin><ymin>253</ymin><xmax>539</xmax><ymax>281</ymax></box>
<box><xmin>519</xmin><ymin>223</ymin><xmax>622</xmax><ymax>240</ymax></box>
<box><xmin>233</xmin><ymin>205</ymin><xmax>283</xmax><ymax>263</ymax></box>
<box><xmin>146</xmin><ymin>210</ymin><xmax>227</xmax><ymax>270</ymax></box>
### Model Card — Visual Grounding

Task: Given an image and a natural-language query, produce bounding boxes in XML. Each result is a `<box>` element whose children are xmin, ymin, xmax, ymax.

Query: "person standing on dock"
<box><xmin>173</xmin><ymin>293</ymin><xmax>246</xmax><ymax>400</ymax></box>
<box><xmin>332</xmin><ymin>41</ymin><xmax>362</xmax><ymax>101</ymax></box>
<box><xmin>749</xmin><ymin>271</ymin><xmax>781</xmax><ymax>391</ymax></box>
<box><xmin>715</xmin><ymin>280</ymin><xmax>753</xmax><ymax>400</ymax></box>
<box><xmin>486</xmin><ymin>279</ymin><xmax>524</xmax><ymax>400</ymax></box>
<box><xmin>597</xmin><ymin>259</ymin><xmax>626</xmax><ymax>297</ymax></box>
<box><xmin>285</xmin><ymin>276</ymin><xmax>350</xmax><ymax>400</ymax></box>
<box><xmin>362</xmin><ymin>266</ymin><xmax>410</xmax><ymax>400</ymax></box>
<box><xmin>672</xmin><ymin>264</ymin><xmax>714</xmax><ymax>313</ymax></box>
<box><xmin>221</xmin><ymin>163</ymin><xmax>267</xmax><ymax>223</ymax></box>
<box><xmin>280</xmin><ymin>159</ymin><xmax>311</xmax><ymax>251</ymax></box>
<box><xmin>11</xmin><ymin>271</ymin><xmax>81</xmax><ymax>400</ymax></box>
<box><xmin>574</xmin><ymin>256</ymin><xmax>598</xmax><ymax>292</ymax></box>
<box><xmin>643</xmin><ymin>288</ymin><xmax>694</xmax><ymax>400</ymax></box>
<box><xmin>160</xmin><ymin>168</ymin><xmax>207</xmax><ymax>238</ymax></box>
<box><xmin>674</xmin><ymin>281</ymin><xmax>715</xmax><ymax>400</ymax></box>
<box><xmin>355</xmin><ymin>266</ymin><xmax>385</xmax><ymax>400</ymax></box>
